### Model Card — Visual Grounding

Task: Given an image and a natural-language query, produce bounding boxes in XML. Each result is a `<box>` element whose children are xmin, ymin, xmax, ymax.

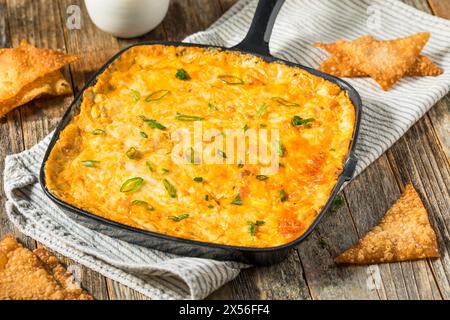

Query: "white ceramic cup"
<box><xmin>84</xmin><ymin>0</ymin><xmax>170</xmax><ymax>38</ymax></box>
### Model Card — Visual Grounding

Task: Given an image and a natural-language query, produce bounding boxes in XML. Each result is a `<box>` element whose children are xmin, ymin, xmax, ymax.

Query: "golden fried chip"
<box><xmin>335</xmin><ymin>185</ymin><xmax>439</xmax><ymax>265</ymax></box>
<box><xmin>0</xmin><ymin>235</ymin><xmax>91</xmax><ymax>300</ymax></box>
<box><xmin>34</xmin><ymin>247</ymin><xmax>92</xmax><ymax>300</ymax></box>
<box><xmin>0</xmin><ymin>40</ymin><xmax>77</xmax><ymax>105</ymax></box>
<box><xmin>316</xmin><ymin>41</ymin><xmax>442</xmax><ymax>78</ymax></box>
<box><xmin>315</xmin><ymin>33</ymin><xmax>431</xmax><ymax>90</ymax></box>
<box><xmin>0</xmin><ymin>70</ymin><xmax>72</xmax><ymax>117</ymax></box>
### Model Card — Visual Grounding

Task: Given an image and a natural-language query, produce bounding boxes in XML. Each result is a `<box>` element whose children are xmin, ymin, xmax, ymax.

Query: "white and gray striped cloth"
<box><xmin>4</xmin><ymin>0</ymin><xmax>450</xmax><ymax>300</ymax></box>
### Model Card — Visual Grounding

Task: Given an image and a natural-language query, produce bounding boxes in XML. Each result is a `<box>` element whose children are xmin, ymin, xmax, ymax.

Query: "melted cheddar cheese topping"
<box><xmin>45</xmin><ymin>45</ymin><xmax>355</xmax><ymax>247</ymax></box>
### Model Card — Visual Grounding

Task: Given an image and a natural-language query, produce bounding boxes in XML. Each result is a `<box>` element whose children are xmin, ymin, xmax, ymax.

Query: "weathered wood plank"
<box><xmin>404</xmin><ymin>0</ymin><xmax>450</xmax><ymax>160</ymax></box>
<box><xmin>219</xmin><ymin>0</ymin><xmax>238</xmax><ymax>12</ymax></box>
<box><xmin>210</xmin><ymin>252</ymin><xmax>311</xmax><ymax>300</ymax></box>
<box><xmin>344</xmin><ymin>156</ymin><xmax>442</xmax><ymax>300</ymax></box>
<box><xmin>163</xmin><ymin>0</ymin><xmax>224</xmax><ymax>41</ymax></box>
<box><xmin>386</xmin><ymin>116</ymin><xmax>450</xmax><ymax>299</ymax></box>
<box><xmin>0</xmin><ymin>0</ymin><xmax>35</xmax><ymax>249</ymax></box>
<box><xmin>428</xmin><ymin>0</ymin><xmax>450</xmax><ymax>19</ymax></box>
<box><xmin>6</xmin><ymin>0</ymin><xmax>72</xmax><ymax>148</ymax></box>
<box><xmin>296</xmin><ymin>192</ymin><xmax>381</xmax><ymax>300</ymax></box>
<box><xmin>57</xmin><ymin>0</ymin><xmax>150</xmax><ymax>300</ymax></box>
<box><xmin>3</xmin><ymin>0</ymin><xmax>109</xmax><ymax>299</ymax></box>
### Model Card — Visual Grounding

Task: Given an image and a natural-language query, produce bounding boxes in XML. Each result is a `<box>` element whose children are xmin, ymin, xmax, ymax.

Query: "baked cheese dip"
<box><xmin>45</xmin><ymin>45</ymin><xmax>355</xmax><ymax>247</ymax></box>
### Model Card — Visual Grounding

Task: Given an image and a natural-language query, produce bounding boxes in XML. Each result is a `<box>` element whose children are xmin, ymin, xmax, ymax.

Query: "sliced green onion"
<box><xmin>186</xmin><ymin>147</ymin><xmax>195</xmax><ymax>164</ymax></box>
<box><xmin>237</xmin><ymin>161</ymin><xmax>244</xmax><ymax>169</ymax></box>
<box><xmin>218</xmin><ymin>74</ymin><xmax>244</xmax><ymax>85</ymax></box>
<box><xmin>161</xmin><ymin>168</ymin><xmax>170</xmax><ymax>175</ymax></box>
<box><xmin>120</xmin><ymin>177</ymin><xmax>144</xmax><ymax>193</ymax></box>
<box><xmin>139</xmin><ymin>115</ymin><xmax>167</xmax><ymax>130</ymax></box>
<box><xmin>248</xmin><ymin>220</ymin><xmax>265</xmax><ymax>236</ymax></box>
<box><xmin>175</xmin><ymin>68</ymin><xmax>190</xmax><ymax>80</ymax></box>
<box><xmin>256</xmin><ymin>175</ymin><xmax>268</xmax><ymax>181</ymax></box>
<box><xmin>193</xmin><ymin>177</ymin><xmax>203</xmax><ymax>183</ymax></box>
<box><xmin>175</xmin><ymin>112</ymin><xmax>203</xmax><ymax>121</ymax></box>
<box><xmin>91</xmin><ymin>129</ymin><xmax>105</xmax><ymax>135</ymax></box>
<box><xmin>163</xmin><ymin>179</ymin><xmax>177</xmax><ymax>198</ymax></box>
<box><xmin>126</xmin><ymin>147</ymin><xmax>139</xmax><ymax>159</ymax></box>
<box><xmin>146</xmin><ymin>161</ymin><xmax>154</xmax><ymax>172</ymax></box>
<box><xmin>272</xmin><ymin>96</ymin><xmax>300</xmax><ymax>107</ymax></box>
<box><xmin>243</xmin><ymin>124</ymin><xmax>249</xmax><ymax>133</ymax></box>
<box><xmin>176</xmin><ymin>49</ymin><xmax>186</xmax><ymax>57</ymax></box>
<box><xmin>291</xmin><ymin>116</ymin><xmax>315</xmax><ymax>128</ymax></box>
<box><xmin>131</xmin><ymin>89</ymin><xmax>140</xmax><ymax>102</ymax></box>
<box><xmin>231</xmin><ymin>193</ymin><xmax>243</xmax><ymax>205</ymax></box>
<box><xmin>205</xmin><ymin>194</ymin><xmax>210</xmax><ymax>201</ymax></box>
<box><xmin>279</xmin><ymin>189</ymin><xmax>288</xmax><ymax>202</ymax></box>
<box><xmin>256</xmin><ymin>102</ymin><xmax>267</xmax><ymax>117</ymax></box>
<box><xmin>208</xmin><ymin>103</ymin><xmax>218</xmax><ymax>111</ymax></box>
<box><xmin>276</xmin><ymin>140</ymin><xmax>285</xmax><ymax>157</ymax></box>
<box><xmin>217</xmin><ymin>149</ymin><xmax>227</xmax><ymax>159</ymax></box>
<box><xmin>207</xmin><ymin>205</ymin><xmax>214</xmax><ymax>209</ymax></box>
<box><xmin>168</xmin><ymin>214</ymin><xmax>189</xmax><ymax>222</ymax></box>
<box><xmin>81</xmin><ymin>160</ymin><xmax>99</xmax><ymax>167</ymax></box>
<box><xmin>145</xmin><ymin>90</ymin><xmax>170</xmax><ymax>102</ymax></box>
<box><xmin>131</xmin><ymin>200</ymin><xmax>155</xmax><ymax>211</ymax></box>
<box><xmin>140</xmin><ymin>131</ymin><xmax>148</xmax><ymax>138</ymax></box>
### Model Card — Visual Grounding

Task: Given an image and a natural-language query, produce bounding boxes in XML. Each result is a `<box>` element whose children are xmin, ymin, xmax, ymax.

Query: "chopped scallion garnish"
<box><xmin>140</xmin><ymin>131</ymin><xmax>148</xmax><ymax>138</ymax></box>
<box><xmin>256</xmin><ymin>175</ymin><xmax>268</xmax><ymax>181</ymax></box>
<box><xmin>256</xmin><ymin>102</ymin><xmax>267</xmax><ymax>117</ymax></box>
<box><xmin>91</xmin><ymin>129</ymin><xmax>105</xmax><ymax>135</ymax></box>
<box><xmin>175</xmin><ymin>112</ymin><xmax>203</xmax><ymax>121</ymax></box>
<box><xmin>131</xmin><ymin>89</ymin><xmax>140</xmax><ymax>102</ymax></box>
<box><xmin>120</xmin><ymin>177</ymin><xmax>144</xmax><ymax>193</ymax></box>
<box><xmin>175</xmin><ymin>68</ymin><xmax>190</xmax><ymax>80</ymax></box>
<box><xmin>218</xmin><ymin>74</ymin><xmax>245</xmax><ymax>85</ymax></box>
<box><xmin>248</xmin><ymin>220</ymin><xmax>265</xmax><ymax>236</ymax></box>
<box><xmin>208</xmin><ymin>103</ymin><xmax>218</xmax><ymax>111</ymax></box>
<box><xmin>126</xmin><ymin>147</ymin><xmax>139</xmax><ymax>159</ymax></box>
<box><xmin>193</xmin><ymin>177</ymin><xmax>203</xmax><ymax>182</ymax></box>
<box><xmin>217</xmin><ymin>149</ymin><xmax>227</xmax><ymax>159</ymax></box>
<box><xmin>139</xmin><ymin>115</ymin><xmax>167</xmax><ymax>130</ymax></box>
<box><xmin>131</xmin><ymin>200</ymin><xmax>155</xmax><ymax>211</ymax></box>
<box><xmin>146</xmin><ymin>161</ymin><xmax>154</xmax><ymax>172</ymax></box>
<box><xmin>168</xmin><ymin>214</ymin><xmax>189</xmax><ymax>222</ymax></box>
<box><xmin>271</xmin><ymin>96</ymin><xmax>300</xmax><ymax>107</ymax></box>
<box><xmin>145</xmin><ymin>90</ymin><xmax>170</xmax><ymax>102</ymax></box>
<box><xmin>291</xmin><ymin>116</ymin><xmax>315</xmax><ymax>128</ymax></box>
<box><xmin>81</xmin><ymin>160</ymin><xmax>99</xmax><ymax>167</ymax></box>
<box><xmin>279</xmin><ymin>189</ymin><xmax>288</xmax><ymax>202</ymax></box>
<box><xmin>231</xmin><ymin>193</ymin><xmax>243</xmax><ymax>205</ymax></box>
<box><xmin>163</xmin><ymin>179</ymin><xmax>177</xmax><ymax>198</ymax></box>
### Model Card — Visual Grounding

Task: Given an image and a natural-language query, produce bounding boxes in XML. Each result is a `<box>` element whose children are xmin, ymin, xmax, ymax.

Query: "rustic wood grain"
<box><xmin>344</xmin><ymin>156</ymin><xmax>442</xmax><ymax>300</ymax></box>
<box><xmin>296</xmin><ymin>192</ymin><xmax>381</xmax><ymax>300</ymax></box>
<box><xmin>428</xmin><ymin>0</ymin><xmax>450</xmax><ymax>19</ymax></box>
<box><xmin>0</xmin><ymin>0</ymin><xmax>449</xmax><ymax>301</ymax></box>
<box><xmin>163</xmin><ymin>0</ymin><xmax>224</xmax><ymax>40</ymax></box>
<box><xmin>386</xmin><ymin>117</ymin><xmax>450</xmax><ymax>299</ymax></box>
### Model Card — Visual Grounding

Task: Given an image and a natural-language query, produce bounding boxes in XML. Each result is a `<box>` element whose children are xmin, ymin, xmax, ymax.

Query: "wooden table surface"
<box><xmin>0</xmin><ymin>0</ymin><xmax>449</xmax><ymax>300</ymax></box>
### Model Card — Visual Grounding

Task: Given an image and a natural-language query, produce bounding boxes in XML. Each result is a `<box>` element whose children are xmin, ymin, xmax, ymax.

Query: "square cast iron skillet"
<box><xmin>40</xmin><ymin>0</ymin><xmax>362</xmax><ymax>265</ymax></box>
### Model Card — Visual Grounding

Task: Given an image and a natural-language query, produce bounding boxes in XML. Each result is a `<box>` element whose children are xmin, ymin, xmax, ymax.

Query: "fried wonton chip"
<box><xmin>315</xmin><ymin>33</ymin><xmax>431</xmax><ymax>90</ymax></box>
<box><xmin>336</xmin><ymin>185</ymin><xmax>439</xmax><ymax>265</ymax></box>
<box><xmin>33</xmin><ymin>247</ymin><xmax>92</xmax><ymax>300</ymax></box>
<box><xmin>0</xmin><ymin>40</ymin><xmax>77</xmax><ymax>116</ymax></box>
<box><xmin>0</xmin><ymin>70</ymin><xmax>72</xmax><ymax>117</ymax></box>
<box><xmin>315</xmin><ymin>41</ymin><xmax>442</xmax><ymax>78</ymax></box>
<box><xmin>0</xmin><ymin>235</ymin><xmax>92</xmax><ymax>300</ymax></box>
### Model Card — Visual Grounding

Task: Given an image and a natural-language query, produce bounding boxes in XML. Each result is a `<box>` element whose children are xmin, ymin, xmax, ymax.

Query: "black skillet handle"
<box><xmin>232</xmin><ymin>0</ymin><xmax>285</xmax><ymax>56</ymax></box>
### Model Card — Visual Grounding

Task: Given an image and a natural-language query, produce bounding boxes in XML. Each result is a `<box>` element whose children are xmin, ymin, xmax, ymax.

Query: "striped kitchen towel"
<box><xmin>3</xmin><ymin>0</ymin><xmax>450</xmax><ymax>300</ymax></box>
